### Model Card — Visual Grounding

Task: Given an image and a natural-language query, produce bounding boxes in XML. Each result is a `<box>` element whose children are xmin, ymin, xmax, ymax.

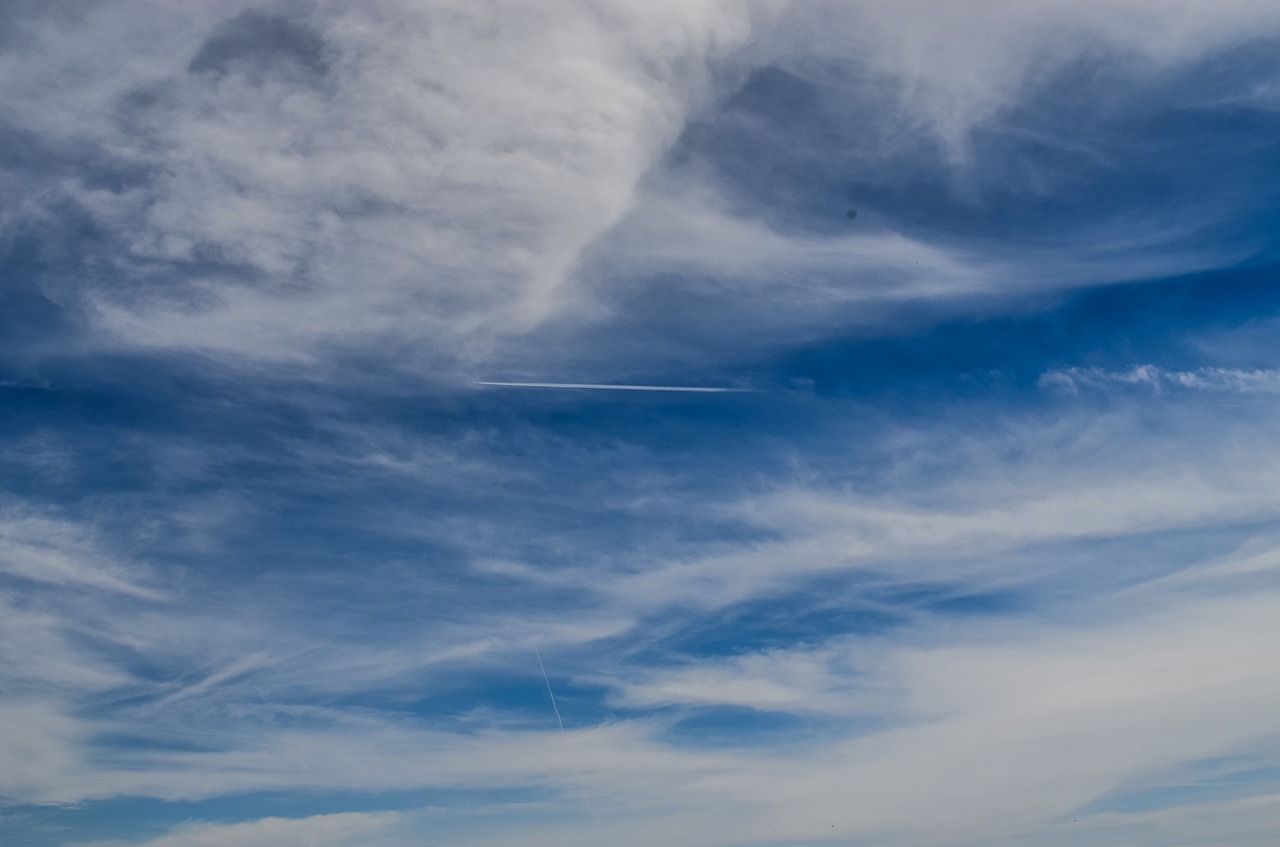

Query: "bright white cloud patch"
<box><xmin>1</xmin><ymin>0</ymin><xmax>753</xmax><ymax>365</ymax></box>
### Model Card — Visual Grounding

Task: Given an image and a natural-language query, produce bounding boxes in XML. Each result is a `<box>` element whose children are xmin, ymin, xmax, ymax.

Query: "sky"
<box><xmin>3</xmin><ymin>1</ymin><xmax>1280</xmax><ymax>845</ymax></box>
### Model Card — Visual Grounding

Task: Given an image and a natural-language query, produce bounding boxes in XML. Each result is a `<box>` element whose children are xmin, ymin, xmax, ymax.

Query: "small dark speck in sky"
<box><xmin>846</xmin><ymin>208</ymin><xmax>858</xmax><ymax>220</ymax></box>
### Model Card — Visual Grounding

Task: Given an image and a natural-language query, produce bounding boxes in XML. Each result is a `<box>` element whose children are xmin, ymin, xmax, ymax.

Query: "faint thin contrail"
<box><xmin>533</xmin><ymin>645</ymin><xmax>565</xmax><ymax>733</ymax></box>
<box><xmin>477</xmin><ymin>381</ymin><xmax>753</xmax><ymax>393</ymax></box>
<box><xmin>533</xmin><ymin>646</ymin><xmax>601</xmax><ymax>824</ymax></box>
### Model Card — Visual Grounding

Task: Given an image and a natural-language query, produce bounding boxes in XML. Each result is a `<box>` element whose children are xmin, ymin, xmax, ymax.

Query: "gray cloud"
<box><xmin>188</xmin><ymin>10</ymin><xmax>330</xmax><ymax>83</ymax></box>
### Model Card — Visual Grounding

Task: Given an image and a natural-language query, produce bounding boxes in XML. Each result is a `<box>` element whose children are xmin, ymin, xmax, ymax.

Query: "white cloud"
<box><xmin>601</xmin><ymin>433</ymin><xmax>1280</xmax><ymax>614</ymax></box>
<box><xmin>762</xmin><ymin>0</ymin><xmax>1280</xmax><ymax>152</ymax></box>
<box><xmin>3</xmin><ymin>402</ymin><xmax>1280</xmax><ymax>845</ymax></box>
<box><xmin>0</xmin><ymin>506</ymin><xmax>161</xmax><ymax>597</ymax></box>
<box><xmin>89</xmin><ymin>811</ymin><xmax>405</xmax><ymax>847</ymax></box>
<box><xmin>6</xmin><ymin>6</ymin><xmax>1280</xmax><ymax>844</ymax></box>
<box><xmin>1030</xmin><ymin>792</ymin><xmax>1280</xmax><ymax>847</ymax></box>
<box><xmin>605</xmin><ymin>645</ymin><xmax>860</xmax><ymax>713</ymax></box>
<box><xmin>85</xmin><ymin>582</ymin><xmax>1280</xmax><ymax>847</ymax></box>
<box><xmin>566</xmin><ymin>583</ymin><xmax>1280</xmax><ymax>847</ymax></box>
<box><xmin>585</xmin><ymin>162</ymin><xmax>1248</xmax><ymax>317</ymax></box>
<box><xmin>0</xmin><ymin>701</ymin><xmax>90</xmax><ymax>801</ymax></box>
<box><xmin>0</xmin><ymin>0</ymin><xmax>755</xmax><ymax>366</ymax></box>
<box><xmin>5</xmin><ymin>1</ymin><xmax>1278</xmax><ymax>373</ymax></box>
<box><xmin>1043</xmin><ymin>364</ymin><xmax>1280</xmax><ymax>395</ymax></box>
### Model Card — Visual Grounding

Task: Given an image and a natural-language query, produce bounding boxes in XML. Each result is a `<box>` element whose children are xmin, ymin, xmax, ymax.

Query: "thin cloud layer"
<box><xmin>1042</xmin><ymin>364</ymin><xmax>1280</xmax><ymax>394</ymax></box>
<box><xmin>4</xmin><ymin>0</ymin><xmax>1280</xmax><ymax>374</ymax></box>
<box><xmin>81</xmin><ymin>812</ymin><xmax>406</xmax><ymax>847</ymax></box>
<box><xmin>4</xmin><ymin>2</ymin><xmax>1280</xmax><ymax>847</ymax></box>
<box><xmin>2</xmin><ymin>0</ymin><xmax>753</xmax><ymax>366</ymax></box>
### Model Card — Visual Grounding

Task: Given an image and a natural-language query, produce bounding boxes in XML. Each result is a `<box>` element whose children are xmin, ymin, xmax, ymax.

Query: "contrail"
<box><xmin>533</xmin><ymin>645</ymin><xmax>565</xmax><ymax>733</ymax></box>
<box><xmin>477</xmin><ymin>381</ymin><xmax>753</xmax><ymax>393</ymax></box>
<box><xmin>533</xmin><ymin>646</ymin><xmax>601</xmax><ymax>824</ymax></box>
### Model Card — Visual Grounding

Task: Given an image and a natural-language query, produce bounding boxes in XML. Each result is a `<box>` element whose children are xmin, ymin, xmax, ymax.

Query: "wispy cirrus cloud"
<box><xmin>5</xmin><ymin>2</ymin><xmax>1280</xmax><ymax>846</ymax></box>
<box><xmin>78</xmin><ymin>812</ymin><xmax>406</xmax><ymax>847</ymax></box>
<box><xmin>4</xmin><ymin>1</ymin><xmax>1280</xmax><ymax>377</ymax></box>
<box><xmin>1</xmin><ymin>0</ymin><xmax>756</xmax><ymax>368</ymax></box>
<box><xmin>0</xmin><ymin>507</ymin><xmax>161</xmax><ymax>598</ymax></box>
<box><xmin>1042</xmin><ymin>364</ymin><xmax>1280</xmax><ymax>394</ymax></box>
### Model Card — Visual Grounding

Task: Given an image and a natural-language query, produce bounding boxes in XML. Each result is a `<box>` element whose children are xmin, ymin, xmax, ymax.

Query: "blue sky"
<box><xmin>4</xmin><ymin>2</ymin><xmax>1280</xmax><ymax>845</ymax></box>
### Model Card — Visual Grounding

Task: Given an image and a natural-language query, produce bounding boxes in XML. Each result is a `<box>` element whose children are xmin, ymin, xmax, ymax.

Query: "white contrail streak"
<box><xmin>533</xmin><ymin>645</ymin><xmax>565</xmax><ymax>733</ymax></box>
<box><xmin>477</xmin><ymin>381</ymin><xmax>752</xmax><ymax>393</ymax></box>
<box><xmin>533</xmin><ymin>646</ymin><xmax>601</xmax><ymax>824</ymax></box>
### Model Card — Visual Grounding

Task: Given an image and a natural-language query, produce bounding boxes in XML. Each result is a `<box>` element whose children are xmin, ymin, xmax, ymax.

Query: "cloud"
<box><xmin>0</xmin><ymin>506</ymin><xmax>161</xmax><ymax>597</ymax></box>
<box><xmin>1043</xmin><ymin>792</ymin><xmax>1280</xmax><ymax>847</ymax></box>
<box><xmin>4</xmin><ymin>3</ymin><xmax>1280</xmax><ymax>846</ymax></box>
<box><xmin>522</xmin><ymin>1</ymin><xmax>1280</xmax><ymax>377</ymax></box>
<box><xmin>0</xmin><ymin>0</ymin><xmax>755</xmax><ymax>367</ymax></box>
<box><xmin>597</xmin><ymin>422</ymin><xmax>1280</xmax><ymax>615</ymax></box>
<box><xmin>758</xmin><ymin>0</ymin><xmax>1280</xmax><ymax>151</ymax></box>
<box><xmin>70</xmin><ymin>578</ymin><xmax>1280</xmax><ymax>847</ymax></box>
<box><xmin>605</xmin><ymin>645</ymin><xmax>854</xmax><ymax>713</ymax></box>
<box><xmin>85</xmin><ymin>811</ymin><xmax>405</xmax><ymax>847</ymax></box>
<box><xmin>1042</xmin><ymin>364</ymin><xmax>1280</xmax><ymax>394</ymax></box>
<box><xmin>5</xmin><ymin>0</ymin><xmax>1280</xmax><ymax>377</ymax></box>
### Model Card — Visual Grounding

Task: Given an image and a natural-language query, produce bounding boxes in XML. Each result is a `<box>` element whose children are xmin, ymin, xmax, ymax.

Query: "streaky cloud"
<box><xmin>1041</xmin><ymin>364</ymin><xmax>1280</xmax><ymax>394</ymax></box>
<box><xmin>5</xmin><ymin>2</ymin><xmax>1280</xmax><ymax>846</ymax></box>
<box><xmin>475</xmin><ymin>381</ymin><xmax>755</xmax><ymax>393</ymax></box>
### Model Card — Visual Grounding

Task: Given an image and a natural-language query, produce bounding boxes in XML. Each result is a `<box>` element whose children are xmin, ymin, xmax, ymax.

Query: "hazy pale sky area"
<box><xmin>5</xmin><ymin>2</ymin><xmax>1280</xmax><ymax>845</ymax></box>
